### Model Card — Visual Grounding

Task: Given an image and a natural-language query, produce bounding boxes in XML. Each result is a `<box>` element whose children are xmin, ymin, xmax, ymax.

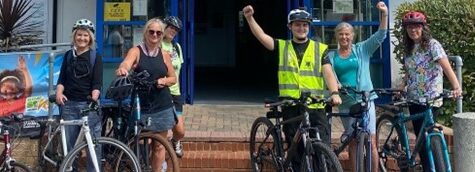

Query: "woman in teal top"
<box><xmin>328</xmin><ymin>2</ymin><xmax>388</xmax><ymax>171</ymax></box>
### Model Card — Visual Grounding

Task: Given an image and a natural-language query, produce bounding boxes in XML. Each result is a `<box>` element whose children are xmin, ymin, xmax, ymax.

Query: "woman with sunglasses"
<box><xmin>0</xmin><ymin>56</ymin><xmax>32</xmax><ymax>117</ymax></box>
<box><xmin>55</xmin><ymin>18</ymin><xmax>103</xmax><ymax>171</ymax></box>
<box><xmin>116</xmin><ymin>17</ymin><xmax>177</xmax><ymax>171</ymax></box>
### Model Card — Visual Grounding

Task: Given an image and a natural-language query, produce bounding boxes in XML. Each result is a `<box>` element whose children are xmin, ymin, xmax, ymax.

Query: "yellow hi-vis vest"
<box><xmin>277</xmin><ymin>39</ymin><xmax>328</xmax><ymax>109</ymax></box>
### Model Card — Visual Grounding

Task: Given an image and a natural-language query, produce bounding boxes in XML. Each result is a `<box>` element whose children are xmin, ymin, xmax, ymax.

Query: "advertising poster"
<box><xmin>0</xmin><ymin>52</ymin><xmax>62</xmax><ymax>117</ymax></box>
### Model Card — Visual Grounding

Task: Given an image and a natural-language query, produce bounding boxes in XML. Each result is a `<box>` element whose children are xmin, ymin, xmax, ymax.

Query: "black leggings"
<box><xmin>409</xmin><ymin>105</ymin><xmax>440</xmax><ymax>172</ymax></box>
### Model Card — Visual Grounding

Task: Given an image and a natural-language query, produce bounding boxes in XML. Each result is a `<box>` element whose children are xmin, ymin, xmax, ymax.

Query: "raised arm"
<box><xmin>377</xmin><ymin>1</ymin><xmax>388</xmax><ymax>30</ymax></box>
<box><xmin>243</xmin><ymin>5</ymin><xmax>275</xmax><ymax>50</ymax></box>
<box><xmin>17</xmin><ymin>56</ymin><xmax>32</xmax><ymax>97</ymax></box>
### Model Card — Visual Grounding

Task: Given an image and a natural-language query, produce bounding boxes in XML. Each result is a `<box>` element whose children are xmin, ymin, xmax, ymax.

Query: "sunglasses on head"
<box><xmin>148</xmin><ymin>30</ymin><xmax>163</xmax><ymax>36</ymax></box>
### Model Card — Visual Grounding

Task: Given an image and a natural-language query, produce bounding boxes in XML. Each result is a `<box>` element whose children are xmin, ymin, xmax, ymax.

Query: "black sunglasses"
<box><xmin>148</xmin><ymin>30</ymin><xmax>163</xmax><ymax>36</ymax></box>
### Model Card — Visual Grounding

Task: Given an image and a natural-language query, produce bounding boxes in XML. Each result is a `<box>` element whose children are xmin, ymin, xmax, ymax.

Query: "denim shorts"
<box><xmin>340</xmin><ymin>101</ymin><xmax>376</xmax><ymax>135</ymax></box>
<box><xmin>141</xmin><ymin>107</ymin><xmax>176</xmax><ymax>132</ymax></box>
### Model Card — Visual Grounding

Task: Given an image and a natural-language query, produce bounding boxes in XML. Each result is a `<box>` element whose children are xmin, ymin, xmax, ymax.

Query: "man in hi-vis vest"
<box><xmin>243</xmin><ymin>5</ymin><xmax>342</xmax><ymax>170</ymax></box>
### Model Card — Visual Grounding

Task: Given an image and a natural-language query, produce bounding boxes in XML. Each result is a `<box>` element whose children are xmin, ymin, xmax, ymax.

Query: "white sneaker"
<box><xmin>172</xmin><ymin>139</ymin><xmax>184</xmax><ymax>158</ymax></box>
<box><xmin>162</xmin><ymin>161</ymin><xmax>168</xmax><ymax>172</ymax></box>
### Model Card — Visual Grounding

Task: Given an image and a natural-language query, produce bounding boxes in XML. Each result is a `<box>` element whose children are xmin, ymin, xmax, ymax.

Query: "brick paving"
<box><xmin>182</xmin><ymin>104</ymin><xmax>346</xmax><ymax>142</ymax></box>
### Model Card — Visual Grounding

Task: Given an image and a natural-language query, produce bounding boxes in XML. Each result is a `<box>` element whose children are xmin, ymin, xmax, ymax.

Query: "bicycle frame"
<box><xmin>391</xmin><ymin>108</ymin><xmax>452</xmax><ymax>172</ymax></box>
<box><xmin>0</xmin><ymin>122</ymin><xmax>15</xmax><ymax>169</ymax></box>
<box><xmin>267</xmin><ymin>104</ymin><xmax>324</xmax><ymax>171</ymax></box>
<box><xmin>42</xmin><ymin>114</ymin><xmax>101</xmax><ymax>171</ymax></box>
<box><xmin>330</xmin><ymin>87</ymin><xmax>375</xmax><ymax>172</ymax></box>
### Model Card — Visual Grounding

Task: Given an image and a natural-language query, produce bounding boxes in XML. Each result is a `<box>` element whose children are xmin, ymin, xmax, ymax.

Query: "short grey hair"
<box><xmin>334</xmin><ymin>22</ymin><xmax>354</xmax><ymax>36</ymax></box>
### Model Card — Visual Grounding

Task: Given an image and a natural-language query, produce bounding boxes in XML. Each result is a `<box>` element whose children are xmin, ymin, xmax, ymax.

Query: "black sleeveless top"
<box><xmin>134</xmin><ymin>46</ymin><xmax>173</xmax><ymax>113</ymax></box>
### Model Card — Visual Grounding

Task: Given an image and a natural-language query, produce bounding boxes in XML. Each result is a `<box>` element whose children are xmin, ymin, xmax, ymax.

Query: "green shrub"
<box><xmin>393</xmin><ymin>0</ymin><xmax>475</xmax><ymax>126</ymax></box>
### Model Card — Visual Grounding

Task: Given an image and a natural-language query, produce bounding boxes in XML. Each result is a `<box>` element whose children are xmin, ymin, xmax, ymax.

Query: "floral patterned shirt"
<box><xmin>404</xmin><ymin>39</ymin><xmax>446</xmax><ymax>107</ymax></box>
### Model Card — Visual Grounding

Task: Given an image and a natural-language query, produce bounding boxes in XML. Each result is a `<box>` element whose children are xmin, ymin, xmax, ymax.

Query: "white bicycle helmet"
<box><xmin>287</xmin><ymin>8</ymin><xmax>312</xmax><ymax>24</ymax></box>
<box><xmin>73</xmin><ymin>19</ymin><xmax>95</xmax><ymax>33</ymax></box>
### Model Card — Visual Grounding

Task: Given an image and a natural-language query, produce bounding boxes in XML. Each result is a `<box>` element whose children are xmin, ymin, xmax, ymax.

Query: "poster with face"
<box><xmin>0</xmin><ymin>52</ymin><xmax>62</xmax><ymax>118</ymax></box>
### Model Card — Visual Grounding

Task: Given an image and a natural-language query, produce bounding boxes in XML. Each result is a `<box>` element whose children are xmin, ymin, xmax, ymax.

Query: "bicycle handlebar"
<box><xmin>265</xmin><ymin>92</ymin><xmax>332</xmax><ymax>108</ymax></box>
<box><xmin>377</xmin><ymin>89</ymin><xmax>455</xmax><ymax>107</ymax></box>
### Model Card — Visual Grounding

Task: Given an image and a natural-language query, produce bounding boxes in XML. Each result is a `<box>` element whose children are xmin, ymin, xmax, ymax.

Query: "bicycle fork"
<box><xmin>425</xmin><ymin>127</ymin><xmax>452</xmax><ymax>172</ymax></box>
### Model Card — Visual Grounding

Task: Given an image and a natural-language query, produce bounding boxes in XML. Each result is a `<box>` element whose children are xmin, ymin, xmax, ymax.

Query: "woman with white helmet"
<box><xmin>55</xmin><ymin>18</ymin><xmax>103</xmax><ymax>172</ymax></box>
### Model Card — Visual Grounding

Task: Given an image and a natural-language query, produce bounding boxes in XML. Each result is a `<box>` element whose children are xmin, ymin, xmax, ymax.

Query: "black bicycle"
<box><xmin>328</xmin><ymin>86</ymin><xmax>380</xmax><ymax>172</ymax></box>
<box><xmin>249</xmin><ymin>92</ymin><xmax>343</xmax><ymax>172</ymax></box>
<box><xmin>103</xmin><ymin>70</ymin><xmax>180</xmax><ymax>172</ymax></box>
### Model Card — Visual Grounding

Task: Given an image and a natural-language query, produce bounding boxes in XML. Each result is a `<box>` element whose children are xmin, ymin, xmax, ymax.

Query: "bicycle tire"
<box><xmin>2</xmin><ymin>161</ymin><xmax>32</xmax><ymax>172</ymax></box>
<box><xmin>249</xmin><ymin>117</ymin><xmax>281</xmax><ymax>172</ymax></box>
<box><xmin>376</xmin><ymin>114</ymin><xmax>408</xmax><ymax>172</ymax></box>
<box><xmin>357</xmin><ymin>132</ymin><xmax>370</xmax><ymax>172</ymax></box>
<box><xmin>58</xmin><ymin>137</ymin><xmax>141</xmax><ymax>172</ymax></box>
<box><xmin>37</xmin><ymin>125</ymin><xmax>62</xmax><ymax>172</ymax></box>
<box><xmin>430</xmin><ymin>136</ymin><xmax>447</xmax><ymax>172</ymax></box>
<box><xmin>123</xmin><ymin>132</ymin><xmax>180</xmax><ymax>172</ymax></box>
<box><xmin>302</xmin><ymin>141</ymin><xmax>343</xmax><ymax>172</ymax></box>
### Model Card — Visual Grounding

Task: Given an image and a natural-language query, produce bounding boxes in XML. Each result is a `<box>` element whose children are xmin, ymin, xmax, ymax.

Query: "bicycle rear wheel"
<box><xmin>376</xmin><ymin>114</ymin><xmax>408</xmax><ymax>172</ymax></box>
<box><xmin>249</xmin><ymin>117</ymin><xmax>281</xmax><ymax>172</ymax></box>
<box><xmin>58</xmin><ymin>137</ymin><xmax>141</xmax><ymax>172</ymax></box>
<box><xmin>2</xmin><ymin>161</ymin><xmax>32</xmax><ymax>172</ymax></box>
<box><xmin>123</xmin><ymin>132</ymin><xmax>180</xmax><ymax>172</ymax></box>
<box><xmin>302</xmin><ymin>141</ymin><xmax>343</xmax><ymax>172</ymax></box>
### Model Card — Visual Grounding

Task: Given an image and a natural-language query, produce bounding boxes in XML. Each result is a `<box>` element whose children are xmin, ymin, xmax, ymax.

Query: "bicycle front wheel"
<box><xmin>302</xmin><ymin>141</ymin><xmax>343</xmax><ymax>172</ymax></box>
<box><xmin>2</xmin><ymin>161</ymin><xmax>32</xmax><ymax>172</ymax></box>
<box><xmin>249</xmin><ymin>117</ymin><xmax>281</xmax><ymax>172</ymax></box>
<box><xmin>356</xmin><ymin>132</ymin><xmax>370</xmax><ymax>172</ymax></box>
<box><xmin>37</xmin><ymin>125</ymin><xmax>62</xmax><ymax>172</ymax></box>
<box><xmin>123</xmin><ymin>132</ymin><xmax>180</xmax><ymax>172</ymax></box>
<box><xmin>58</xmin><ymin>137</ymin><xmax>141</xmax><ymax>172</ymax></box>
<box><xmin>430</xmin><ymin>135</ymin><xmax>448</xmax><ymax>172</ymax></box>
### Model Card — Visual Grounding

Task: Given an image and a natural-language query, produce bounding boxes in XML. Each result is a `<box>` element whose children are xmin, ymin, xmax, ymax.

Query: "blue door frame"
<box><xmin>96</xmin><ymin>0</ymin><xmax>390</xmax><ymax>104</ymax></box>
<box><xmin>96</xmin><ymin>0</ymin><xmax>195</xmax><ymax>104</ymax></box>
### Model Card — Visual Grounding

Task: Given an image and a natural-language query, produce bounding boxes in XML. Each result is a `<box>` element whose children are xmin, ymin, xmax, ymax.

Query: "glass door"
<box><xmin>303</xmin><ymin>0</ymin><xmax>391</xmax><ymax>89</ymax></box>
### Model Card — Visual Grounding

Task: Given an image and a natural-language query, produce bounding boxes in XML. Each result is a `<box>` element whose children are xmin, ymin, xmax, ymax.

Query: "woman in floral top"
<box><xmin>400</xmin><ymin>11</ymin><xmax>462</xmax><ymax>171</ymax></box>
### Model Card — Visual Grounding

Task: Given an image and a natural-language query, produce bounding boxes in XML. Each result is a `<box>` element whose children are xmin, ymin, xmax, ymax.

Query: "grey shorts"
<box><xmin>141</xmin><ymin>107</ymin><xmax>176</xmax><ymax>132</ymax></box>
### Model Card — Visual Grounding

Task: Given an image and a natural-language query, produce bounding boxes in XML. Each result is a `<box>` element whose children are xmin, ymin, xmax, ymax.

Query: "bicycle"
<box><xmin>0</xmin><ymin>113</ymin><xmax>33</xmax><ymax>172</ymax></box>
<box><xmin>376</xmin><ymin>89</ymin><xmax>454</xmax><ymax>172</ymax></box>
<box><xmin>103</xmin><ymin>70</ymin><xmax>180</xmax><ymax>172</ymax></box>
<box><xmin>249</xmin><ymin>92</ymin><xmax>343</xmax><ymax>172</ymax></box>
<box><xmin>37</xmin><ymin>95</ymin><xmax>141</xmax><ymax>172</ymax></box>
<box><xmin>328</xmin><ymin>86</ymin><xmax>378</xmax><ymax>172</ymax></box>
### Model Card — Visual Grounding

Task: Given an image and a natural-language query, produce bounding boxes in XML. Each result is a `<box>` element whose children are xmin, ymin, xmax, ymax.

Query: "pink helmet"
<box><xmin>402</xmin><ymin>11</ymin><xmax>427</xmax><ymax>26</ymax></box>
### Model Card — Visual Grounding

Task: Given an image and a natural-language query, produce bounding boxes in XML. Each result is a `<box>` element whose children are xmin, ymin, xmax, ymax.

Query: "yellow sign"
<box><xmin>104</xmin><ymin>2</ymin><xmax>131</xmax><ymax>21</ymax></box>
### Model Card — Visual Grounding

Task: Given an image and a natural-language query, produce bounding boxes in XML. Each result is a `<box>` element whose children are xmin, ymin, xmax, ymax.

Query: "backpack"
<box><xmin>65</xmin><ymin>49</ymin><xmax>96</xmax><ymax>69</ymax></box>
<box><xmin>172</xmin><ymin>42</ymin><xmax>181</xmax><ymax>58</ymax></box>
